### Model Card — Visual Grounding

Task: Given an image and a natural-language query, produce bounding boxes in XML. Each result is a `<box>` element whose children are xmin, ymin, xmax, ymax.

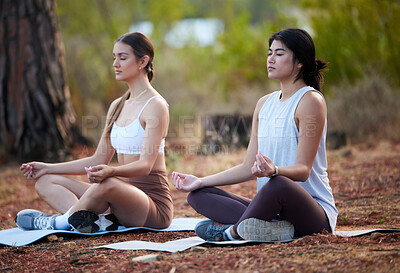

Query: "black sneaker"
<box><xmin>195</xmin><ymin>219</ymin><xmax>231</xmax><ymax>241</ymax></box>
<box><xmin>68</xmin><ymin>210</ymin><xmax>120</xmax><ymax>233</ymax></box>
<box><xmin>237</xmin><ymin>218</ymin><xmax>294</xmax><ymax>242</ymax></box>
<box><xmin>15</xmin><ymin>209</ymin><xmax>59</xmax><ymax>230</ymax></box>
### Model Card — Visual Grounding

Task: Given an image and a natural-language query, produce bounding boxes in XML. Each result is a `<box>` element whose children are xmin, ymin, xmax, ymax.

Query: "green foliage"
<box><xmin>159</xmin><ymin>1</ymin><xmax>296</xmax><ymax>109</ymax></box>
<box><xmin>301</xmin><ymin>0</ymin><xmax>400</xmax><ymax>90</ymax></box>
<box><xmin>146</xmin><ymin>0</ymin><xmax>193</xmax><ymax>44</ymax></box>
<box><xmin>56</xmin><ymin>0</ymin><xmax>400</xmax><ymax>144</ymax></box>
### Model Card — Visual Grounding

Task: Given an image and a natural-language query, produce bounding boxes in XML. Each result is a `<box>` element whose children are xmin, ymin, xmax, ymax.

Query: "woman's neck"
<box><xmin>280</xmin><ymin>79</ymin><xmax>307</xmax><ymax>101</ymax></box>
<box><xmin>126</xmin><ymin>78</ymin><xmax>152</xmax><ymax>100</ymax></box>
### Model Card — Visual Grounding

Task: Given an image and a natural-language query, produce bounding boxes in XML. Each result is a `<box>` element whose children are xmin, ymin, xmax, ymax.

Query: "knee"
<box><xmin>187</xmin><ymin>191</ymin><xmax>196</xmax><ymax>206</ymax></box>
<box><xmin>90</xmin><ymin>177</ymin><xmax>119</xmax><ymax>196</ymax></box>
<box><xmin>260</xmin><ymin>176</ymin><xmax>293</xmax><ymax>194</ymax></box>
<box><xmin>35</xmin><ymin>174</ymin><xmax>56</xmax><ymax>195</ymax></box>
<box><xmin>187</xmin><ymin>188</ymin><xmax>208</xmax><ymax>208</ymax></box>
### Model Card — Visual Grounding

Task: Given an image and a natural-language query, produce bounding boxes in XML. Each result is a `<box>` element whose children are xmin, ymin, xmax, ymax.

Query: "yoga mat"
<box><xmin>333</xmin><ymin>228</ymin><xmax>400</xmax><ymax>237</ymax></box>
<box><xmin>95</xmin><ymin>236</ymin><xmax>295</xmax><ymax>253</ymax></box>
<box><xmin>0</xmin><ymin>218</ymin><xmax>203</xmax><ymax>247</ymax></box>
<box><xmin>1</xmin><ymin>217</ymin><xmax>398</xmax><ymax>252</ymax></box>
<box><xmin>95</xmin><ymin>228</ymin><xmax>400</xmax><ymax>253</ymax></box>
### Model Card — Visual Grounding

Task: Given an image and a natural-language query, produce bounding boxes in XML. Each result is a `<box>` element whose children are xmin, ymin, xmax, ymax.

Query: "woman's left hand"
<box><xmin>85</xmin><ymin>165</ymin><xmax>114</xmax><ymax>183</ymax></box>
<box><xmin>251</xmin><ymin>151</ymin><xmax>276</xmax><ymax>178</ymax></box>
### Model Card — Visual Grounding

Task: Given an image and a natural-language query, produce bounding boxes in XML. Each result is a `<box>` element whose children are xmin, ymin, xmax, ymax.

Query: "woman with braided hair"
<box><xmin>17</xmin><ymin>32</ymin><xmax>173</xmax><ymax>233</ymax></box>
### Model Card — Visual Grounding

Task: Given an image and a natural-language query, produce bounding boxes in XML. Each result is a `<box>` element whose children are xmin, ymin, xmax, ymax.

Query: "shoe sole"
<box><xmin>237</xmin><ymin>218</ymin><xmax>294</xmax><ymax>242</ymax></box>
<box><xmin>68</xmin><ymin>210</ymin><xmax>100</xmax><ymax>233</ymax></box>
<box><xmin>103</xmin><ymin>214</ymin><xmax>120</xmax><ymax>231</ymax></box>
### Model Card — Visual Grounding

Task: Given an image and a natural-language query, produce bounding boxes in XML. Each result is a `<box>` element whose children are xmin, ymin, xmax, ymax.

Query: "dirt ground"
<box><xmin>0</xmin><ymin>141</ymin><xmax>399</xmax><ymax>272</ymax></box>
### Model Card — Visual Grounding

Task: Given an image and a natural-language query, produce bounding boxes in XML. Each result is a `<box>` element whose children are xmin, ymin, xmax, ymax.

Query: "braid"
<box><xmin>146</xmin><ymin>62</ymin><xmax>154</xmax><ymax>82</ymax></box>
<box><xmin>105</xmin><ymin>91</ymin><xmax>130</xmax><ymax>137</ymax></box>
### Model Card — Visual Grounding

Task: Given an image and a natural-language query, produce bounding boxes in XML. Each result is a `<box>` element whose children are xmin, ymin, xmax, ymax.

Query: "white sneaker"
<box><xmin>15</xmin><ymin>209</ymin><xmax>59</xmax><ymax>230</ymax></box>
<box><xmin>237</xmin><ymin>218</ymin><xmax>294</xmax><ymax>242</ymax></box>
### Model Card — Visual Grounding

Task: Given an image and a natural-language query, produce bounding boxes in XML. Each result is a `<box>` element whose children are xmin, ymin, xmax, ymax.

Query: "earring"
<box><xmin>139</xmin><ymin>67</ymin><xmax>142</xmax><ymax>70</ymax></box>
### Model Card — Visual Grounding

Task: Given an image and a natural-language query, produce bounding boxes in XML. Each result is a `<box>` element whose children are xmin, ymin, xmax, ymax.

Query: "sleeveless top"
<box><xmin>110</xmin><ymin>96</ymin><xmax>167</xmax><ymax>155</ymax></box>
<box><xmin>257</xmin><ymin>86</ymin><xmax>338</xmax><ymax>232</ymax></box>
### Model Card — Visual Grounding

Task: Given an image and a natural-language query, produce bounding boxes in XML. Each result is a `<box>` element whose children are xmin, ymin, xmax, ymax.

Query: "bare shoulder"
<box><xmin>297</xmin><ymin>91</ymin><xmax>326</xmax><ymax>115</ymax></box>
<box><xmin>143</xmin><ymin>96</ymin><xmax>169</xmax><ymax>117</ymax></box>
<box><xmin>302</xmin><ymin>90</ymin><xmax>325</xmax><ymax>103</ymax></box>
<box><xmin>150</xmin><ymin>96</ymin><xmax>168</xmax><ymax>110</ymax></box>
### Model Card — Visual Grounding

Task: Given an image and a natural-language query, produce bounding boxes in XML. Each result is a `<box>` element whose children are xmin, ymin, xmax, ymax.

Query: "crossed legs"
<box><xmin>35</xmin><ymin>174</ymin><xmax>150</xmax><ymax>227</ymax></box>
<box><xmin>187</xmin><ymin>176</ymin><xmax>331</xmax><ymax>238</ymax></box>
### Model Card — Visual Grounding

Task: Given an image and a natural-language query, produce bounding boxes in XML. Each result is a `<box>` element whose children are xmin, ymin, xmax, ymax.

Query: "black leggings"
<box><xmin>187</xmin><ymin>176</ymin><xmax>331</xmax><ymax>237</ymax></box>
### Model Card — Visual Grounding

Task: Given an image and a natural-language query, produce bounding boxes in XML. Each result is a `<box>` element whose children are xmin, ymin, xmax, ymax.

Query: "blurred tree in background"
<box><xmin>0</xmin><ymin>0</ymin><xmax>83</xmax><ymax>162</ymax></box>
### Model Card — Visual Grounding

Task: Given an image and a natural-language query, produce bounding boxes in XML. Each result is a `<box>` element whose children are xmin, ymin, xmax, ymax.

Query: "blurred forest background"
<box><xmin>1</xmin><ymin>0</ymin><xmax>400</xmax><ymax>162</ymax></box>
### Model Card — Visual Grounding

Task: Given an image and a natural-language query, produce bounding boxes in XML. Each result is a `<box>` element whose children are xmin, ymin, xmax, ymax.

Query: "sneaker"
<box><xmin>237</xmin><ymin>218</ymin><xmax>295</xmax><ymax>242</ymax></box>
<box><xmin>195</xmin><ymin>219</ymin><xmax>231</xmax><ymax>241</ymax></box>
<box><xmin>68</xmin><ymin>210</ymin><xmax>120</xmax><ymax>233</ymax></box>
<box><xmin>15</xmin><ymin>209</ymin><xmax>58</xmax><ymax>230</ymax></box>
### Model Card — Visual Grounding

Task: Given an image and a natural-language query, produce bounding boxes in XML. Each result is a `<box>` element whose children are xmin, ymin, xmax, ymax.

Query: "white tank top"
<box><xmin>110</xmin><ymin>96</ymin><xmax>167</xmax><ymax>155</ymax></box>
<box><xmin>257</xmin><ymin>86</ymin><xmax>338</xmax><ymax>232</ymax></box>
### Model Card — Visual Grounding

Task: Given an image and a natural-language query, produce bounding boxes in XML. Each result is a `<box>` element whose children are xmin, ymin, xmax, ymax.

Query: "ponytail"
<box><xmin>301</xmin><ymin>59</ymin><xmax>328</xmax><ymax>91</ymax></box>
<box><xmin>105</xmin><ymin>91</ymin><xmax>130</xmax><ymax>137</ymax></box>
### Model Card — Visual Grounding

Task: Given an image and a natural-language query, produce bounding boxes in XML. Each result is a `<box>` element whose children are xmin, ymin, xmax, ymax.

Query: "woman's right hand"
<box><xmin>20</xmin><ymin>162</ymin><xmax>48</xmax><ymax>180</ymax></box>
<box><xmin>171</xmin><ymin>172</ymin><xmax>202</xmax><ymax>192</ymax></box>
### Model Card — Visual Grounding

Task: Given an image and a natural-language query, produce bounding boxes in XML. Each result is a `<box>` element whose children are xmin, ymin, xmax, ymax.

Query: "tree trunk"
<box><xmin>0</xmin><ymin>0</ymin><xmax>84</xmax><ymax>162</ymax></box>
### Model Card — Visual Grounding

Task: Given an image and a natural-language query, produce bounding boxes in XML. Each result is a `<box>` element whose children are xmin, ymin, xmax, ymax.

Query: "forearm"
<box><xmin>110</xmin><ymin>160</ymin><xmax>152</xmax><ymax>178</ymax></box>
<box><xmin>47</xmin><ymin>156</ymin><xmax>104</xmax><ymax>175</ymax></box>
<box><xmin>200</xmin><ymin>163</ymin><xmax>254</xmax><ymax>187</ymax></box>
<box><xmin>276</xmin><ymin>164</ymin><xmax>310</xmax><ymax>182</ymax></box>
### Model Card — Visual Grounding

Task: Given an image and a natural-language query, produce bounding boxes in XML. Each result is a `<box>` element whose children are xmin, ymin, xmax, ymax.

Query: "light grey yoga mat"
<box><xmin>1</xmin><ymin>217</ymin><xmax>398</xmax><ymax>252</ymax></box>
<box><xmin>0</xmin><ymin>218</ymin><xmax>203</xmax><ymax>247</ymax></box>
<box><xmin>94</xmin><ymin>236</ymin><xmax>295</xmax><ymax>253</ymax></box>
<box><xmin>95</xmin><ymin>228</ymin><xmax>400</xmax><ymax>253</ymax></box>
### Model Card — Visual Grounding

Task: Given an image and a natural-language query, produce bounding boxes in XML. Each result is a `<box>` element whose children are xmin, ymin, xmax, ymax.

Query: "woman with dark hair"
<box><xmin>172</xmin><ymin>28</ymin><xmax>338</xmax><ymax>241</ymax></box>
<box><xmin>16</xmin><ymin>32</ymin><xmax>173</xmax><ymax>233</ymax></box>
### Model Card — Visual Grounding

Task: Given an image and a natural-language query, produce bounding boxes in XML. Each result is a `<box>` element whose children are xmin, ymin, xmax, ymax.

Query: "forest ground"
<box><xmin>0</xmin><ymin>141</ymin><xmax>399</xmax><ymax>272</ymax></box>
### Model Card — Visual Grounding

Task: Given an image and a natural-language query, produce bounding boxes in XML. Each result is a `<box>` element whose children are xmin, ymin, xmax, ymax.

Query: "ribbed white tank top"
<box><xmin>110</xmin><ymin>96</ymin><xmax>166</xmax><ymax>154</ymax></box>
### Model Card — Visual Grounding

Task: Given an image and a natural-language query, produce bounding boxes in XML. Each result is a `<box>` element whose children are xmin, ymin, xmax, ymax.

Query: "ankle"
<box><xmin>230</xmin><ymin>227</ymin><xmax>241</xmax><ymax>240</ymax></box>
<box><xmin>224</xmin><ymin>226</ymin><xmax>240</xmax><ymax>241</ymax></box>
